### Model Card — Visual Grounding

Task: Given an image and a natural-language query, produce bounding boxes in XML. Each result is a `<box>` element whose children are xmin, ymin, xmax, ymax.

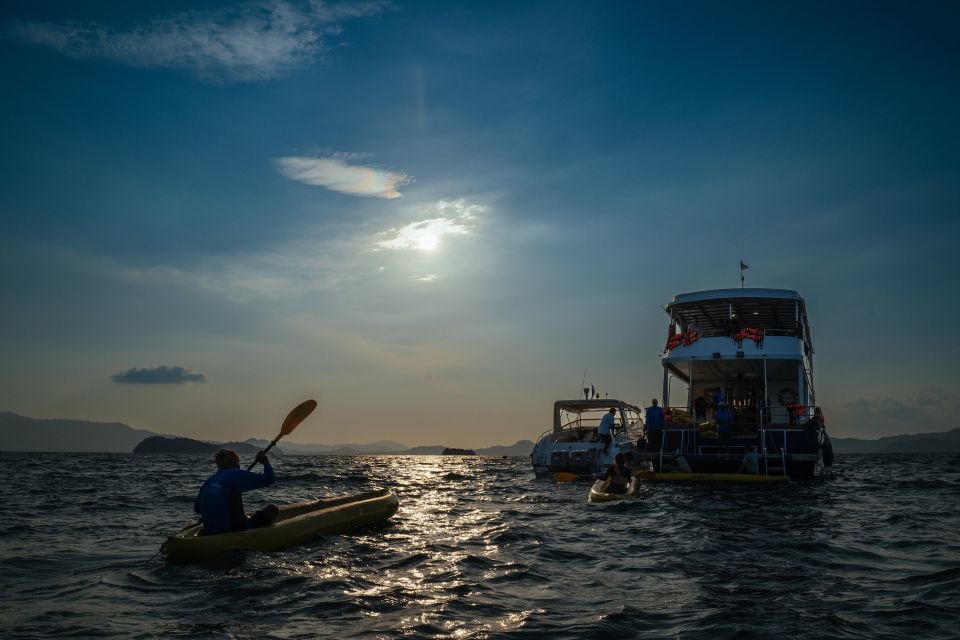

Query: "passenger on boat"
<box><xmin>194</xmin><ymin>449</ymin><xmax>279</xmax><ymax>535</ymax></box>
<box><xmin>715</xmin><ymin>403</ymin><xmax>733</xmax><ymax>446</ymax></box>
<box><xmin>670</xmin><ymin>453</ymin><xmax>692</xmax><ymax>473</ymax></box>
<box><xmin>705</xmin><ymin>388</ymin><xmax>717</xmax><ymax>423</ymax></box>
<box><xmin>598</xmin><ymin>408</ymin><xmax>616</xmax><ymax>454</ymax></box>
<box><xmin>694</xmin><ymin>393</ymin><xmax>707</xmax><ymax>423</ymax></box>
<box><xmin>645</xmin><ymin>399</ymin><xmax>665</xmax><ymax>452</ymax></box>
<box><xmin>804</xmin><ymin>407</ymin><xmax>825</xmax><ymax>447</ymax></box>
<box><xmin>738</xmin><ymin>446</ymin><xmax>760</xmax><ymax>474</ymax></box>
<box><xmin>603</xmin><ymin>453</ymin><xmax>632</xmax><ymax>494</ymax></box>
<box><xmin>714</xmin><ymin>387</ymin><xmax>727</xmax><ymax>406</ymax></box>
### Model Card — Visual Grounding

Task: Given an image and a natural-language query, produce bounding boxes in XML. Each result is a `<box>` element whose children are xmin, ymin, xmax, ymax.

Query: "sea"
<box><xmin>0</xmin><ymin>452</ymin><xmax>957</xmax><ymax>639</ymax></box>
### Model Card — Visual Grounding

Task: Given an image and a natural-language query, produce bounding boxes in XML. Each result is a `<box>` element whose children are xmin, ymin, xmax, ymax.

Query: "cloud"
<box><xmin>111</xmin><ymin>365</ymin><xmax>206</xmax><ymax>384</ymax></box>
<box><xmin>831</xmin><ymin>389</ymin><xmax>959</xmax><ymax>437</ymax></box>
<box><xmin>375</xmin><ymin>199</ymin><xmax>482</xmax><ymax>250</ymax></box>
<box><xmin>274</xmin><ymin>155</ymin><xmax>411</xmax><ymax>198</ymax></box>
<box><xmin>9</xmin><ymin>0</ymin><xmax>388</xmax><ymax>83</ymax></box>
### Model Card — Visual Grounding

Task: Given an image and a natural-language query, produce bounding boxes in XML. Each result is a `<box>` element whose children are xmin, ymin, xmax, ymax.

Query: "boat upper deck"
<box><xmin>663</xmin><ymin>288</ymin><xmax>814</xmax><ymax>364</ymax></box>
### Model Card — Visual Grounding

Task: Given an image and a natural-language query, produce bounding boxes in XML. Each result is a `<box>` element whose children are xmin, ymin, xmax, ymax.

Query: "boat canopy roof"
<box><xmin>670</xmin><ymin>288</ymin><xmax>802</xmax><ymax>305</ymax></box>
<box><xmin>666</xmin><ymin>288</ymin><xmax>811</xmax><ymax>345</ymax></box>
<box><xmin>553</xmin><ymin>399</ymin><xmax>643</xmax><ymax>431</ymax></box>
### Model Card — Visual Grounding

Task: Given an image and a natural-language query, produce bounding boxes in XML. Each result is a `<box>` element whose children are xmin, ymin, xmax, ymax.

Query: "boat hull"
<box><xmin>635</xmin><ymin>470</ymin><xmax>789</xmax><ymax>483</ymax></box>
<box><xmin>161</xmin><ymin>489</ymin><xmax>399</xmax><ymax>557</ymax></box>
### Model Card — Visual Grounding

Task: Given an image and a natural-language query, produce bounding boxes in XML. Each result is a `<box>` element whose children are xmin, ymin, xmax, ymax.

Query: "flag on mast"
<box><xmin>740</xmin><ymin>261</ymin><xmax>749</xmax><ymax>287</ymax></box>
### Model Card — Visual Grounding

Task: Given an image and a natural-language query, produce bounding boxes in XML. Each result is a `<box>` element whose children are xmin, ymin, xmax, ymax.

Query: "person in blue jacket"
<box><xmin>645</xmin><ymin>398</ymin><xmax>665</xmax><ymax>452</ymax></box>
<box><xmin>716</xmin><ymin>403</ymin><xmax>734</xmax><ymax>448</ymax></box>
<box><xmin>194</xmin><ymin>449</ymin><xmax>279</xmax><ymax>535</ymax></box>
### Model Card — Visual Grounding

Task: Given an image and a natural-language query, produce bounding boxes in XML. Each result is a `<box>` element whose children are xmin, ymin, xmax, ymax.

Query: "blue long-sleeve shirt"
<box><xmin>194</xmin><ymin>464</ymin><xmax>275</xmax><ymax>535</ymax></box>
<box><xmin>645</xmin><ymin>406</ymin><xmax>664</xmax><ymax>431</ymax></box>
<box><xmin>598</xmin><ymin>413</ymin><xmax>615</xmax><ymax>435</ymax></box>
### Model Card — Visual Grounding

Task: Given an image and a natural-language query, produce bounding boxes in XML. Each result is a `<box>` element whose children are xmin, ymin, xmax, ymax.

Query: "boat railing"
<box><xmin>765</xmin><ymin>406</ymin><xmax>814</xmax><ymax>426</ymax></box>
<box><xmin>677</xmin><ymin>327</ymin><xmax>803</xmax><ymax>340</ymax></box>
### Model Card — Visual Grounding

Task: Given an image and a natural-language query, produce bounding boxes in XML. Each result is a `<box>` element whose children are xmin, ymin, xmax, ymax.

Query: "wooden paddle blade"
<box><xmin>280</xmin><ymin>399</ymin><xmax>317</xmax><ymax>436</ymax></box>
<box><xmin>553</xmin><ymin>472</ymin><xmax>579</xmax><ymax>482</ymax></box>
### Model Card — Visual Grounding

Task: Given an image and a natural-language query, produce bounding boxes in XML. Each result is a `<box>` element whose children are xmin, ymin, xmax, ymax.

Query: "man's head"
<box><xmin>609</xmin><ymin>408</ymin><xmax>617</xmax><ymax>414</ymax></box>
<box><xmin>651</xmin><ymin>399</ymin><xmax>658</xmax><ymax>406</ymax></box>
<box><xmin>215</xmin><ymin>449</ymin><xmax>240</xmax><ymax>469</ymax></box>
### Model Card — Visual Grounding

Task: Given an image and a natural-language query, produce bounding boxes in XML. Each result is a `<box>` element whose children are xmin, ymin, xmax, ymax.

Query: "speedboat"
<box><xmin>531</xmin><ymin>397</ymin><xmax>644</xmax><ymax>479</ymax></box>
<box><xmin>644</xmin><ymin>287</ymin><xmax>833</xmax><ymax>479</ymax></box>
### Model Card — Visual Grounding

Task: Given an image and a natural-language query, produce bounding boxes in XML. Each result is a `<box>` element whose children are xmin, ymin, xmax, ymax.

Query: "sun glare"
<box><xmin>416</xmin><ymin>233</ymin><xmax>439</xmax><ymax>251</ymax></box>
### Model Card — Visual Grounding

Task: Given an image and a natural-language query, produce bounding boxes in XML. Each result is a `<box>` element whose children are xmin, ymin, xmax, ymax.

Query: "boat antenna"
<box><xmin>581</xmin><ymin>369</ymin><xmax>588</xmax><ymax>399</ymax></box>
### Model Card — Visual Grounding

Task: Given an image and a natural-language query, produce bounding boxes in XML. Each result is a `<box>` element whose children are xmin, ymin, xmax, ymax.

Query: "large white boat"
<box><xmin>531</xmin><ymin>397</ymin><xmax>644</xmax><ymax>479</ymax></box>
<box><xmin>644</xmin><ymin>288</ymin><xmax>833</xmax><ymax>478</ymax></box>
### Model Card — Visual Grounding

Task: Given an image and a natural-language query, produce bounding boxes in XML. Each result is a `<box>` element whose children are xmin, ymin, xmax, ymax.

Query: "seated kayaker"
<box><xmin>194</xmin><ymin>449</ymin><xmax>279</xmax><ymax>535</ymax></box>
<box><xmin>602</xmin><ymin>453</ymin><xmax>632</xmax><ymax>494</ymax></box>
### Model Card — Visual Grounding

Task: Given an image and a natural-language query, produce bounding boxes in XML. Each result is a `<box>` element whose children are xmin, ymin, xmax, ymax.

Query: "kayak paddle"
<box><xmin>247</xmin><ymin>399</ymin><xmax>317</xmax><ymax>471</ymax></box>
<box><xmin>553</xmin><ymin>471</ymin><xmax>580</xmax><ymax>482</ymax></box>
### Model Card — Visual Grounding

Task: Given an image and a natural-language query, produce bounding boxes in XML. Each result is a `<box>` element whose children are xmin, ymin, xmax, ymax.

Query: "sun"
<box><xmin>416</xmin><ymin>232</ymin><xmax>438</xmax><ymax>251</ymax></box>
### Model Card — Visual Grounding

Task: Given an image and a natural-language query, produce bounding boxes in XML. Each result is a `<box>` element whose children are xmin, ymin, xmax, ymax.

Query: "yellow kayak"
<box><xmin>634</xmin><ymin>470</ymin><xmax>789</xmax><ymax>482</ymax></box>
<box><xmin>588</xmin><ymin>477</ymin><xmax>640</xmax><ymax>502</ymax></box>
<box><xmin>161</xmin><ymin>489</ymin><xmax>399</xmax><ymax>558</ymax></box>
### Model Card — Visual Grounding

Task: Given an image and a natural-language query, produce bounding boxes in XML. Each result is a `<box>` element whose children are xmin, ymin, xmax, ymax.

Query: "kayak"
<box><xmin>634</xmin><ymin>470</ymin><xmax>789</xmax><ymax>483</ymax></box>
<box><xmin>588</xmin><ymin>477</ymin><xmax>640</xmax><ymax>502</ymax></box>
<box><xmin>161</xmin><ymin>488</ymin><xmax>399</xmax><ymax>558</ymax></box>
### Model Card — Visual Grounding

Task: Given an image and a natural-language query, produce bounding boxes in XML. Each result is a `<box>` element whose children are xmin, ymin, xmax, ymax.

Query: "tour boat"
<box><xmin>531</xmin><ymin>397</ymin><xmax>644</xmax><ymax>479</ymax></box>
<box><xmin>641</xmin><ymin>288</ymin><xmax>833</xmax><ymax>479</ymax></box>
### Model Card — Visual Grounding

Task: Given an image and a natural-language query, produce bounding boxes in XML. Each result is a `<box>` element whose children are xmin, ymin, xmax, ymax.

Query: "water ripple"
<box><xmin>0</xmin><ymin>452</ymin><xmax>958</xmax><ymax>639</ymax></box>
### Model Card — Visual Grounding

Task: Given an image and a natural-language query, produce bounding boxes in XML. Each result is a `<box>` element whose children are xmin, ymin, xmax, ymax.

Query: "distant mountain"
<box><xmin>831</xmin><ymin>428</ymin><xmax>960</xmax><ymax>453</ymax></box>
<box><xmin>258</xmin><ymin>439</ymin><xmax>411</xmax><ymax>454</ymax></box>
<box><xmin>1</xmin><ymin>411</ymin><xmax>536</xmax><ymax>456</ymax></box>
<box><xmin>0</xmin><ymin>411</ymin><xmax>156</xmax><ymax>453</ymax></box>
<box><xmin>404</xmin><ymin>445</ymin><xmax>447</xmax><ymax>455</ymax></box>
<box><xmin>134</xmin><ymin>436</ymin><xmax>271</xmax><ymax>456</ymax></box>
<box><xmin>252</xmin><ymin>439</ymin><xmax>535</xmax><ymax>456</ymax></box>
<box><xmin>476</xmin><ymin>440</ymin><xmax>534</xmax><ymax>457</ymax></box>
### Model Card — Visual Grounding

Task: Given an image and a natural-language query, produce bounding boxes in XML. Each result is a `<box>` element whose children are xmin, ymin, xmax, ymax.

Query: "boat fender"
<box><xmin>822</xmin><ymin>435</ymin><xmax>834</xmax><ymax>467</ymax></box>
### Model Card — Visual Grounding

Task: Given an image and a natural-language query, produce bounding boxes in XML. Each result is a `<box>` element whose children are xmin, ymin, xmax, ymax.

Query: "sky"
<box><xmin>1</xmin><ymin>0</ymin><xmax>958</xmax><ymax>447</ymax></box>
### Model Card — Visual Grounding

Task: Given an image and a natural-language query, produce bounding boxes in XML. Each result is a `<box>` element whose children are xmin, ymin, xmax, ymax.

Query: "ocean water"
<box><xmin>0</xmin><ymin>452</ymin><xmax>957</xmax><ymax>639</ymax></box>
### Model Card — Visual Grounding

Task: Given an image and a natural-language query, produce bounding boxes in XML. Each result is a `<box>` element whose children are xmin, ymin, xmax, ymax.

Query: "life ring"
<box><xmin>778</xmin><ymin>388</ymin><xmax>798</xmax><ymax>406</ymax></box>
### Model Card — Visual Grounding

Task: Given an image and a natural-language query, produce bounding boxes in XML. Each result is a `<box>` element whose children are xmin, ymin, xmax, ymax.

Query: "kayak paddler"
<box><xmin>194</xmin><ymin>449</ymin><xmax>279</xmax><ymax>535</ymax></box>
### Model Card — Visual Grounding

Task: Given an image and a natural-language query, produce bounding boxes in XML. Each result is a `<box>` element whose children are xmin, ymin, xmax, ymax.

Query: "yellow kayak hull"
<box><xmin>635</xmin><ymin>471</ymin><xmax>789</xmax><ymax>482</ymax></box>
<box><xmin>162</xmin><ymin>489</ymin><xmax>399</xmax><ymax>557</ymax></box>
<box><xmin>588</xmin><ymin>477</ymin><xmax>640</xmax><ymax>502</ymax></box>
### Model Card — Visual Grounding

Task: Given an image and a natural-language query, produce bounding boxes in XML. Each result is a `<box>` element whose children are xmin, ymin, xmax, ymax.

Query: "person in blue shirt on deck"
<box><xmin>645</xmin><ymin>399</ymin><xmax>665</xmax><ymax>452</ymax></box>
<box><xmin>194</xmin><ymin>449</ymin><xmax>279</xmax><ymax>535</ymax></box>
<box><xmin>598</xmin><ymin>408</ymin><xmax>616</xmax><ymax>454</ymax></box>
<box><xmin>716</xmin><ymin>403</ymin><xmax>734</xmax><ymax>448</ymax></box>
